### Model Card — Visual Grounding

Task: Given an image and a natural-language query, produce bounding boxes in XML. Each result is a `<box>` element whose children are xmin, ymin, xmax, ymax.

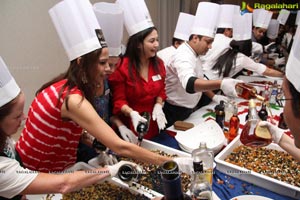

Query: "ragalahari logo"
<box><xmin>241</xmin><ymin>1</ymin><xmax>299</xmax><ymax>14</ymax></box>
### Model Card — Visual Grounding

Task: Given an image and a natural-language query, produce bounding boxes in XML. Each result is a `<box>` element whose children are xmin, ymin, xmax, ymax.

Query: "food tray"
<box><xmin>215</xmin><ymin>135</ymin><xmax>300</xmax><ymax>199</ymax></box>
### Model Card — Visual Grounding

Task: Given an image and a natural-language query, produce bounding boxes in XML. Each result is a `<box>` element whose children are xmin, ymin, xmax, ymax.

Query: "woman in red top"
<box><xmin>109</xmin><ymin>27</ymin><xmax>167</xmax><ymax>140</ymax></box>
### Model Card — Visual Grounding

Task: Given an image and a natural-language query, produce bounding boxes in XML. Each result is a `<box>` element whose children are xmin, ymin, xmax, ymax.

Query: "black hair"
<box><xmin>36</xmin><ymin>48</ymin><xmax>103</xmax><ymax>110</ymax></box>
<box><xmin>172</xmin><ymin>38</ymin><xmax>184</xmax><ymax>46</ymax></box>
<box><xmin>122</xmin><ymin>27</ymin><xmax>161</xmax><ymax>81</ymax></box>
<box><xmin>212</xmin><ymin>39</ymin><xmax>252</xmax><ymax>78</ymax></box>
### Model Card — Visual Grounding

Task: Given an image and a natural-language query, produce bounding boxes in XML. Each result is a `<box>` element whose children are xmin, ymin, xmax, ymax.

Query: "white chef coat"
<box><xmin>204</xmin><ymin>52</ymin><xmax>267</xmax><ymax>80</ymax></box>
<box><xmin>0</xmin><ymin>139</ymin><xmax>38</xmax><ymax>198</ymax></box>
<box><xmin>165</xmin><ymin>42</ymin><xmax>203</xmax><ymax>109</ymax></box>
<box><xmin>201</xmin><ymin>34</ymin><xmax>232</xmax><ymax>80</ymax></box>
<box><xmin>157</xmin><ymin>46</ymin><xmax>176</xmax><ymax>66</ymax></box>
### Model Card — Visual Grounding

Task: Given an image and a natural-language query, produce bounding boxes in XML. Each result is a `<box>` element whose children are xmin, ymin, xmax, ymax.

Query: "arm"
<box><xmin>278</xmin><ymin>134</ymin><xmax>300</xmax><ymax>162</ymax></box>
<box><xmin>262</xmin><ymin>67</ymin><xmax>284</xmax><ymax>77</ymax></box>
<box><xmin>61</xmin><ymin>94</ymin><xmax>170</xmax><ymax>165</ymax></box>
<box><xmin>22</xmin><ymin>167</ymin><xmax>110</xmax><ymax>195</ymax></box>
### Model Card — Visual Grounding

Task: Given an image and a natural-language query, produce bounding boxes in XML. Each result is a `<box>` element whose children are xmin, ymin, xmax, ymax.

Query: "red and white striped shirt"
<box><xmin>16</xmin><ymin>79</ymin><xmax>83</xmax><ymax>172</ymax></box>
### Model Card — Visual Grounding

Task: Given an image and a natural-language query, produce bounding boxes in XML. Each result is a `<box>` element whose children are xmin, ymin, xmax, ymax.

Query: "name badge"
<box><xmin>152</xmin><ymin>74</ymin><xmax>161</xmax><ymax>81</ymax></box>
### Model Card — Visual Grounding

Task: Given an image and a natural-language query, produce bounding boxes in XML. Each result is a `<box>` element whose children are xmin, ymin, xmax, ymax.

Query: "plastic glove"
<box><xmin>152</xmin><ymin>103</ymin><xmax>167</xmax><ymax>130</ymax></box>
<box><xmin>220</xmin><ymin>78</ymin><xmax>243</xmax><ymax>98</ymax></box>
<box><xmin>259</xmin><ymin>121</ymin><xmax>284</xmax><ymax>144</ymax></box>
<box><xmin>268</xmin><ymin>53</ymin><xmax>279</xmax><ymax>60</ymax></box>
<box><xmin>173</xmin><ymin>157</ymin><xmax>193</xmax><ymax>174</ymax></box>
<box><xmin>107</xmin><ymin>160</ymin><xmax>140</xmax><ymax>177</ymax></box>
<box><xmin>274</xmin><ymin>57</ymin><xmax>285</xmax><ymax>67</ymax></box>
<box><xmin>97</xmin><ymin>150</ymin><xmax>118</xmax><ymax>166</ymax></box>
<box><xmin>118</xmin><ymin>125</ymin><xmax>138</xmax><ymax>144</ymax></box>
<box><xmin>212</xmin><ymin>94</ymin><xmax>229</xmax><ymax>104</ymax></box>
<box><xmin>130</xmin><ymin>111</ymin><xmax>147</xmax><ymax>132</ymax></box>
<box><xmin>264</xmin><ymin>42</ymin><xmax>276</xmax><ymax>53</ymax></box>
<box><xmin>252</xmin><ymin>42</ymin><xmax>263</xmax><ymax>54</ymax></box>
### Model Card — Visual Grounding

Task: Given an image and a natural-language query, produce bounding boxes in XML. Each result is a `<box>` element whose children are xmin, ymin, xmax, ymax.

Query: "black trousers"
<box><xmin>163</xmin><ymin>101</ymin><xmax>194</xmax><ymax>128</ymax></box>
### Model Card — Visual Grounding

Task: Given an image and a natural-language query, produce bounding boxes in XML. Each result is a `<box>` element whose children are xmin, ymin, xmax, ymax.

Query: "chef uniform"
<box><xmin>164</xmin><ymin>2</ymin><xmax>220</xmax><ymax>127</ymax></box>
<box><xmin>16</xmin><ymin>0</ymin><xmax>107</xmax><ymax>172</ymax></box>
<box><xmin>157</xmin><ymin>12</ymin><xmax>194</xmax><ymax>65</ymax></box>
<box><xmin>202</xmin><ymin>4</ymin><xmax>239</xmax><ymax>80</ymax></box>
<box><xmin>109</xmin><ymin>0</ymin><xmax>166</xmax><ymax>140</ymax></box>
<box><xmin>0</xmin><ymin>57</ymin><xmax>37</xmax><ymax>200</ymax></box>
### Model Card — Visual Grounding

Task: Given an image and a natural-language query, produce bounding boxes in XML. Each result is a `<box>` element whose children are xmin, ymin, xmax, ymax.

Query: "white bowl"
<box><xmin>175</xmin><ymin>120</ymin><xmax>226</xmax><ymax>154</ymax></box>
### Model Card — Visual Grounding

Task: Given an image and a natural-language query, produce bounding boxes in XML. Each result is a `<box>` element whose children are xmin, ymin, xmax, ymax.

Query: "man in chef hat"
<box><xmin>157</xmin><ymin>12</ymin><xmax>195</xmax><ymax>65</ymax></box>
<box><xmin>163</xmin><ymin>2</ymin><xmax>242</xmax><ymax>128</ymax></box>
<box><xmin>260</xmin><ymin>25</ymin><xmax>300</xmax><ymax>161</ymax></box>
<box><xmin>252</xmin><ymin>8</ymin><xmax>272</xmax><ymax>43</ymax></box>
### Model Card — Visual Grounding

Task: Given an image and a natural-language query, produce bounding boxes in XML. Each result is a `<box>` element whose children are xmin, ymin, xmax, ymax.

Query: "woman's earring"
<box><xmin>82</xmin><ymin>73</ymin><xmax>88</xmax><ymax>84</ymax></box>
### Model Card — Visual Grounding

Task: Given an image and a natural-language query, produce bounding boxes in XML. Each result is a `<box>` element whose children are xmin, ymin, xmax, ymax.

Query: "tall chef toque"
<box><xmin>253</xmin><ymin>9</ymin><xmax>272</xmax><ymax>29</ymax></box>
<box><xmin>49</xmin><ymin>0</ymin><xmax>107</xmax><ymax>61</ymax></box>
<box><xmin>116</xmin><ymin>0</ymin><xmax>154</xmax><ymax>37</ymax></box>
<box><xmin>94</xmin><ymin>2</ymin><xmax>124</xmax><ymax>57</ymax></box>
<box><xmin>277</xmin><ymin>9</ymin><xmax>290</xmax><ymax>25</ymax></box>
<box><xmin>0</xmin><ymin>57</ymin><xmax>20</xmax><ymax>107</ymax></box>
<box><xmin>233</xmin><ymin>13</ymin><xmax>252</xmax><ymax>41</ymax></box>
<box><xmin>286</xmin><ymin>25</ymin><xmax>300</xmax><ymax>93</ymax></box>
<box><xmin>173</xmin><ymin>12</ymin><xmax>194</xmax><ymax>41</ymax></box>
<box><xmin>190</xmin><ymin>2</ymin><xmax>220</xmax><ymax>38</ymax></box>
<box><xmin>218</xmin><ymin>4</ymin><xmax>240</xmax><ymax>29</ymax></box>
<box><xmin>267</xmin><ymin>19</ymin><xmax>280</xmax><ymax>40</ymax></box>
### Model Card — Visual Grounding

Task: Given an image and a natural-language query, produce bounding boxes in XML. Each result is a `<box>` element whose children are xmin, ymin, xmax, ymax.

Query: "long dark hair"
<box><xmin>212</xmin><ymin>39</ymin><xmax>252</xmax><ymax>78</ymax></box>
<box><xmin>36</xmin><ymin>48</ymin><xmax>103</xmax><ymax>110</ymax></box>
<box><xmin>122</xmin><ymin>27</ymin><xmax>161</xmax><ymax>81</ymax></box>
<box><xmin>0</xmin><ymin>93</ymin><xmax>20</xmax><ymax>152</ymax></box>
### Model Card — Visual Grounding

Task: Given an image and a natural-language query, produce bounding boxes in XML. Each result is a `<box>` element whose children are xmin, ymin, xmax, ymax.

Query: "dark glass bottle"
<box><xmin>117</xmin><ymin>164</ymin><xmax>140</xmax><ymax>182</ymax></box>
<box><xmin>215</xmin><ymin>100</ymin><xmax>225</xmax><ymax>130</ymax></box>
<box><xmin>228</xmin><ymin>105</ymin><xmax>239</xmax><ymax>143</ymax></box>
<box><xmin>258</xmin><ymin>101</ymin><xmax>268</xmax><ymax>121</ymax></box>
<box><xmin>136</xmin><ymin>112</ymin><xmax>151</xmax><ymax>146</ymax></box>
<box><xmin>161</xmin><ymin>161</ymin><xmax>192</xmax><ymax>200</ymax></box>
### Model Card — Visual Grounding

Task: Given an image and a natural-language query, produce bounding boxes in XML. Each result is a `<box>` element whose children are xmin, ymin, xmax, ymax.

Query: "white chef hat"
<box><xmin>267</xmin><ymin>19</ymin><xmax>280</xmax><ymax>40</ymax></box>
<box><xmin>286</xmin><ymin>25</ymin><xmax>300</xmax><ymax>93</ymax></box>
<box><xmin>0</xmin><ymin>57</ymin><xmax>20</xmax><ymax>107</ymax></box>
<box><xmin>173</xmin><ymin>13</ymin><xmax>194</xmax><ymax>41</ymax></box>
<box><xmin>277</xmin><ymin>9</ymin><xmax>290</xmax><ymax>25</ymax></box>
<box><xmin>218</xmin><ymin>4</ymin><xmax>240</xmax><ymax>29</ymax></box>
<box><xmin>49</xmin><ymin>0</ymin><xmax>106</xmax><ymax>61</ymax></box>
<box><xmin>295</xmin><ymin>10</ymin><xmax>300</xmax><ymax>26</ymax></box>
<box><xmin>253</xmin><ymin>9</ymin><xmax>272</xmax><ymax>29</ymax></box>
<box><xmin>233</xmin><ymin>13</ymin><xmax>252</xmax><ymax>41</ymax></box>
<box><xmin>94</xmin><ymin>2</ymin><xmax>123</xmax><ymax>57</ymax></box>
<box><xmin>191</xmin><ymin>2</ymin><xmax>220</xmax><ymax>38</ymax></box>
<box><xmin>116</xmin><ymin>0</ymin><xmax>154</xmax><ymax>37</ymax></box>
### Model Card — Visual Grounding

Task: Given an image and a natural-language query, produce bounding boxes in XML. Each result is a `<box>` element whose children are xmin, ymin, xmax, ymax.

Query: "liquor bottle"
<box><xmin>235</xmin><ymin>83</ymin><xmax>265</xmax><ymax>101</ymax></box>
<box><xmin>136</xmin><ymin>112</ymin><xmax>151</xmax><ymax>146</ymax></box>
<box><xmin>214</xmin><ymin>100</ymin><xmax>225</xmax><ymax>130</ymax></box>
<box><xmin>228</xmin><ymin>105</ymin><xmax>239</xmax><ymax>143</ymax></box>
<box><xmin>263</xmin><ymin>84</ymin><xmax>270</xmax><ymax>102</ymax></box>
<box><xmin>160</xmin><ymin>161</ymin><xmax>192</xmax><ymax>200</ymax></box>
<box><xmin>190</xmin><ymin>160</ymin><xmax>212</xmax><ymax>200</ymax></box>
<box><xmin>269</xmin><ymin>81</ymin><xmax>278</xmax><ymax>105</ymax></box>
<box><xmin>118</xmin><ymin>164</ymin><xmax>141</xmax><ymax>182</ymax></box>
<box><xmin>240</xmin><ymin>99</ymin><xmax>272</xmax><ymax>147</ymax></box>
<box><xmin>191</xmin><ymin>142</ymin><xmax>214</xmax><ymax>186</ymax></box>
<box><xmin>258</xmin><ymin>101</ymin><xmax>268</xmax><ymax>121</ymax></box>
<box><xmin>82</xmin><ymin>130</ymin><xmax>107</xmax><ymax>151</ymax></box>
<box><xmin>278</xmin><ymin>112</ymin><xmax>288</xmax><ymax>129</ymax></box>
